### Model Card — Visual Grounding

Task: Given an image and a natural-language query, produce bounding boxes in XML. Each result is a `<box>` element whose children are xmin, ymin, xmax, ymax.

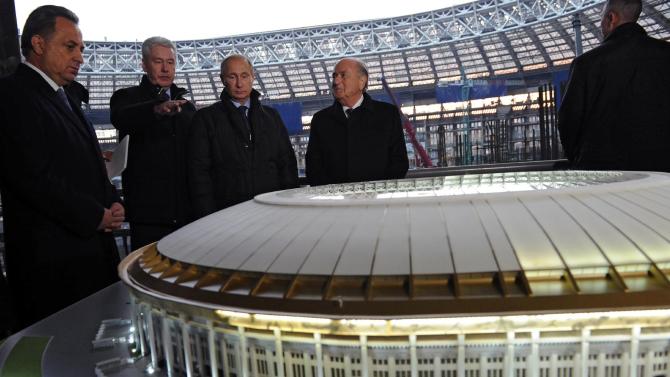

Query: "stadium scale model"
<box><xmin>120</xmin><ymin>170</ymin><xmax>670</xmax><ymax>377</ymax></box>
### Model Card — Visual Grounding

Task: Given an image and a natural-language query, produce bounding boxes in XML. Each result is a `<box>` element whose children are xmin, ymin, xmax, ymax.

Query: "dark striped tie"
<box><xmin>57</xmin><ymin>88</ymin><xmax>73</xmax><ymax>112</ymax></box>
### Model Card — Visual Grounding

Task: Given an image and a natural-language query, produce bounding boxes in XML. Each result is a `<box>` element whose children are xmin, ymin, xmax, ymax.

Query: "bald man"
<box><xmin>558</xmin><ymin>0</ymin><xmax>670</xmax><ymax>171</ymax></box>
<box><xmin>306</xmin><ymin>58</ymin><xmax>408</xmax><ymax>185</ymax></box>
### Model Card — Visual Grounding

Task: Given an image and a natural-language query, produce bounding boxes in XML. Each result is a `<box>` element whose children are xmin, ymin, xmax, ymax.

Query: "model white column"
<box><xmin>194</xmin><ymin>327</ymin><xmax>205</xmax><ymax>377</ymax></box>
<box><xmin>324</xmin><ymin>354</ymin><xmax>332</xmax><ymax>376</ymax></box>
<box><xmin>303</xmin><ymin>352</ymin><xmax>312</xmax><ymax>377</ymax></box>
<box><xmin>410</xmin><ymin>334</ymin><xmax>419</xmax><ymax>377</ymax></box>
<box><xmin>162</xmin><ymin>311</ymin><xmax>175</xmax><ymax>377</ymax></box>
<box><xmin>361</xmin><ymin>335</ymin><xmax>370</xmax><ymax>377</ymax></box>
<box><xmin>434</xmin><ymin>356</ymin><xmax>441</xmax><ymax>377</ymax></box>
<box><xmin>179</xmin><ymin>315</ymin><xmax>194</xmax><ymax>377</ymax></box>
<box><xmin>505</xmin><ymin>331</ymin><xmax>515</xmax><ymax>377</ymax></box>
<box><xmin>458</xmin><ymin>334</ymin><xmax>466</xmax><ymax>377</ymax></box>
<box><xmin>480</xmin><ymin>352</ymin><xmax>488</xmax><ymax>377</ymax></box>
<box><xmin>530</xmin><ymin>331</ymin><xmax>540</xmax><ymax>377</ymax></box>
<box><xmin>144</xmin><ymin>306</ymin><xmax>159</xmax><ymax>370</ymax></box>
<box><xmin>249</xmin><ymin>343</ymin><xmax>258</xmax><ymax>377</ymax></box>
<box><xmin>643</xmin><ymin>346</ymin><xmax>653</xmax><ymax>377</ymax></box>
<box><xmin>207</xmin><ymin>321</ymin><xmax>219</xmax><ymax>377</ymax></box>
<box><xmin>630</xmin><ymin>326</ymin><xmax>640</xmax><ymax>377</ymax></box>
<box><xmin>575</xmin><ymin>353</ymin><xmax>582</xmax><ymax>377</ymax></box>
<box><xmin>389</xmin><ymin>356</ymin><xmax>398</xmax><ymax>376</ymax></box>
<box><xmin>132</xmin><ymin>299</ymin><xmax>147</xmax><ymax>357</ymax></box>
<box><xmin>238</xmin><ymin>326</ymin><xmax>250</xmax><ymax>377</ymax></box>
<box><xmin>220</xmin><ymin>337</ymin><xmax>231</xmax><ymax>377</ymax></box>
<box><xmin>549</xmin><ymin>354</ymin><xmax>558</xmax><ymax>377</ymax></box>
<box><xmin>621</xmin><ymin>350</ymin><xmax>630</xmax><ymax>377</ymax></box>
<box><xmin>274</xmin><ymin>328</ymin><xmax>286</xmax><ymax>377</ymax></box>
<box><xmin>344</xmin><ymin>354</ymin><xmax>353</xmax><ymax>377</ymax></box>
<box><xmin>315</xmin><ymin>333</ymin><xmax>325</xmax><ymax>377</ymax></box>
<box><xmin>597</xmin><ymin>352</ymin><xmax>606</xmax><ymax>377</ymax></box>
<box><xmin>580</xmin><ymin>329</ymin><xmax>590</xmax><ymax>377</ymax></box>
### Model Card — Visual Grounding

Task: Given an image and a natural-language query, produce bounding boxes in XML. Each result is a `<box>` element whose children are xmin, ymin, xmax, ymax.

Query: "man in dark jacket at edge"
<box><xmin>305</xmin><ymin>58</ymin><xmax>409</xmax><ymax>186</ymax></box>
<box><xmin>188</xmin><ymin>54</ymin><xmax>298</xmax><ymax>219</ymax></box>
<box><xmin>0</xmin><ymin>5</ymin><xmax>124</xmax><ymax>330</ymax></box>
<box><xmin>558</xmin><ymin>0</ymin><xmax>670</xmax><ymax>171</ymax></box>
<box><xmin>110</xmin><ymin>36</ymin><xmax>196</xmax><ymax>248</ymax></box>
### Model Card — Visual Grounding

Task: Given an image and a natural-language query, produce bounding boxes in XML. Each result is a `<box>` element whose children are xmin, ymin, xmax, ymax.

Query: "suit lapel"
<box><xmin>16</xmin><ymin>65</ymin><xmax>110</xmax><ymax>185</ymax></box>
<box><xmin>69</xmin><ymin>96</ymin><xmax>99</xmax><ymax>141</ymax></box>
<box><xmin>17</xmin><ymin>65</ymin><xmax>94</xmax><ymax>142</ymax></box>
<box><xmin>46</xmin><ymin>89</ymin><xmax>96</xmax><ymax>141</ymax></box>
<box><xmin>55</xmin><ymin>89</ymin><xmax>107</xmax><ymax>176</ymax></box>
<box><xmin>330</xmin><ymin>102</ymin><xmax>348</xmax><ymax>125</ymax></box>
<box><xmin>219</xmin><ymin>102</ymin><xmax>251</xmax><ymax>142</ymax></box>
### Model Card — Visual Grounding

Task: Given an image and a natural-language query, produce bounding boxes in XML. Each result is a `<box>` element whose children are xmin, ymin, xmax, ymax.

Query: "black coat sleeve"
<box><xmin>110</xmin><ymin>89</ymin><xmax>160</xmax><ymax>135</ymax></box>
<box><xmin>386</xmin><ymin>108</ymin><xmax>409</xmax><ymax>179</ymax></box>
<box><xmin>558</xmin><ymin>58</ymin><xmax>588</xmax><ymax>163</ymax></box>
<box><xmin>305</xmin><ymin>114</ymin><xmax>327</xmax><ymax>186</ymax></box>
<box><xmin>187</xmin><ymin>110</ymin><xmax>217</xmax><ymax>219</ymax></box>
<box><xmin>270</xmin><ymin>108</ymin><xmax>299</xmax><ymax>189</ymax></box>
<box><xmin>0</xmin><ymin>89</ymin><xmax>105</xmax><ymax>238</ymax></box>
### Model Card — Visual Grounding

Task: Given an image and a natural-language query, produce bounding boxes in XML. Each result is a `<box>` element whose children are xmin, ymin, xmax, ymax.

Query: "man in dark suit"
<box><xmin>0</xmin><ymin>5</ymin><xmax>124</xmax><ymax>331</ymax></box>
<box><xmin>111</xmin><ymin>37</ymin><xmax>196</xmax><ymax>249</ymax></box>
<box><xmin>306</xmin><ymin>58</ymin><xmax>409</xmax><ymax>186</ymax></box>
<box><xmin>558</xmin><ymin>0</ymin><xmax>670</xmax><ymax>171</ymax></box>
<box><xmin>188</xmin><ymin>54</ymin><xmax>298</xmax><ymax>219</ymax></box>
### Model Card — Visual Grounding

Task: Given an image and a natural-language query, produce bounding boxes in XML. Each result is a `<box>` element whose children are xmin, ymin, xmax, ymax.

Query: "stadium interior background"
<box><xmin>74</xmin><ymin>0</ymin><xmax>668</xmax><ymax>172</ymax></box>
<box><xmin>0</xmin><ymin>0</ymin><xmax>669</xmax><ymax>343</ymax></box>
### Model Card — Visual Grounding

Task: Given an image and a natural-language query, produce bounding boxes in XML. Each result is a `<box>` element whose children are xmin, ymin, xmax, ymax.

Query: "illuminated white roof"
<box><xmin>159</xmin><ymin>170</ymin><xmax>670</xmax><ymax>277</ymax></box>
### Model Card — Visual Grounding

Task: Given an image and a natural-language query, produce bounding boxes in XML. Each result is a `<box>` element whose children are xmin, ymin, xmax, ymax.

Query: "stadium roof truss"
<box><xmin>76</xmin><ymin>0</ymin><xmax>670</xmax><ymax>109</ymax></box>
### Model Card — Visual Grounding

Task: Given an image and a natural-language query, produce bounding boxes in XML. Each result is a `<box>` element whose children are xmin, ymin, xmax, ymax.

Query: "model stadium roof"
<box><xmin>120</xmin><ymin>170</ymin><xmax>670</xmax><ymax>318</ymax></box>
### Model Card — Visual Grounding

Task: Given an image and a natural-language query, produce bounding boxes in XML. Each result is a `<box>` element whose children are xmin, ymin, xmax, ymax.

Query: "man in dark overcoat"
<box><xmin>0</xmin><ymin>5</ymin><xmax>124</xmax><ymax>330</ymax></box>
<box><xmin>558</xmin><ymin>0</ymin><xmax>670</xmax><ymax>171</ymax></box>
<box><xmin>306</xmin><ymin>58</ymin><xmax>409</xmax><ymax>186</ymax></box>
<box><xmin>111</xmin><ymin>36</ymin><xmax>196</xmax><ymax>248</ymax></box>
<box><xmin>188</xmin><ymin>54</ymin><xmax>298</xmax><ymax>218</ymax></box>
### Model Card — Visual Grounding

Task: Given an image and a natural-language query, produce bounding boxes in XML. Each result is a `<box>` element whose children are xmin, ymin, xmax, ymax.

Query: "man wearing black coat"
<box><xmin>558</xmin><ymin>0</ymin><xmax>670</xmax><ymax>171</ymax></box>
<box><xmin>306</xmin><ymin>58</ymin><xmax>409</xmax><ymax>186</ymax></box>
<box><xmin>0</xmin><ymin>6</ymin><xmax>124</xmax><ymax>330</ymax></box>
<box><xmin>111</xmin><ymin>37</ymin><xmax>196</xmax><ymax>248</ymax></box>
<box><xmin>188</xmin><ymin>54</ymin><xmax>298</xmax><ymax>218</ymax></box>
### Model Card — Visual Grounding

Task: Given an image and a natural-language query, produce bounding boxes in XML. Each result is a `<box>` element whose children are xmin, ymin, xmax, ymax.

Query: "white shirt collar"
<box><xmin>231</xmin><ymin>99</ymin><xmax>251</xmax><ymax>109</ymax></box>
<box><xmin>342</xmin><ymin>94</ymin><xmax>364</xmax><ymax>115</ymax></box>
<box><xmin>24</xmin><ymin>62</ymin><xmax>60</xmax><ymax>92</ymax></box>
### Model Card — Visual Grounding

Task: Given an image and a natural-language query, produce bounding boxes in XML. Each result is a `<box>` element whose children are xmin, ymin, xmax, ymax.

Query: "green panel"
<box><xmin>0</xmin><ymin>336</ymin><xmax>52</xmax><ymax>377</ymax></box>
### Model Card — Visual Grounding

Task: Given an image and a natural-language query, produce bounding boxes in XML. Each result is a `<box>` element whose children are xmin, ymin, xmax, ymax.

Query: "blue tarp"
<box><xmin>267</xmin><ymin>102</ymin><xmax>303</xmax><ymax>135</ymax></box>
<box><xmin>370</xmin><ymin>93</ymin><xmax>393</xmax><ymax>105</ymax></box>
<box><xmin>552</xmin><ymin>69</ymin><xmax>570</xmax><ymax>109</ymax></box>
<box><xmin>436</xmin><ymin>81</ymin><xmax>507</xmax><ymax>103</ymax></box>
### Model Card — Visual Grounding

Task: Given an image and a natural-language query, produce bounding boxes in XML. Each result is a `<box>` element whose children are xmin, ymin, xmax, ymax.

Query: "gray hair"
<box><xmin>141</xmin><ymin>36</ymin><xmax>176</xmax><ymax>62</ymax></box>
<box><xmin>351</xmin><ymin>57</ymin><xmax>369</xmax><ymax>80</ymax></box>
<box><xmin>337</xmin><ymin>57</ymin><xmax>369</xmax><ymax>91</ymax></box>
<box><xmin>220</xmin><ymin>54</ymin><xmax>254</xmax><ymax>75</ymax></box>
<box><xmin>21</xmin><ymin>5</ymin><xmax>79</xmax><ymax>58</ymax></box>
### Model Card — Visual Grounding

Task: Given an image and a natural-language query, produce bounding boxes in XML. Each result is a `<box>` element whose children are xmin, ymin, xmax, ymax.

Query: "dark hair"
<box><xmin>606</xmin><ymin>0</ymin><xmax>642</xmax><ymax>22</ymax></box>
<box><xmin>20</xmin><ymin>5</ymin><xmax>79</xmax><ymax>58</ymax></box>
